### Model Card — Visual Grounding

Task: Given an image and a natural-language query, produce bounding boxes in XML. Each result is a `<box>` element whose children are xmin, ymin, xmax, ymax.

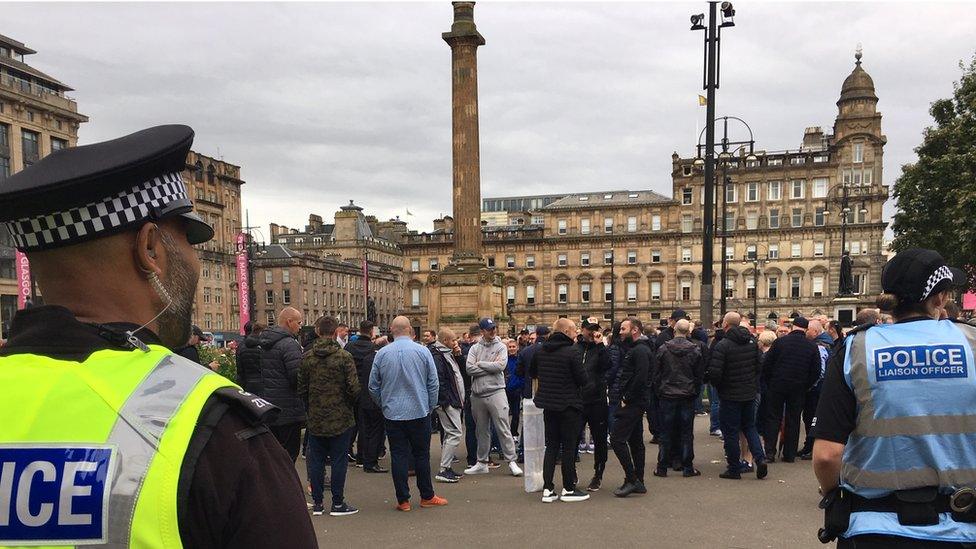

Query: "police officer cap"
<box><xmin>881</xmin><ymin>248</ymin><xmax>966</xmax><ymax>303</ymax></box>
<box><xmin>0</xmin><ymin>125</ymin><xmax>214</xmax><ymax>252</ymax></box>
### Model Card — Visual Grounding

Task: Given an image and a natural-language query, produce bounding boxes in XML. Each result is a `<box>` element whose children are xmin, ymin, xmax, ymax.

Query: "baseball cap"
<box><xmin>478</xmin><ymin>317</ymin><xmax>497</xmax><ymax>331</ymax></box>
<box><xmin>192</xmin><ymin>325</ymin><xmax>204</xmax><ymax>337</ymax></box>
<box><xmin>670</xmin><ymin>309</ymin><xmax>688</xmax><ymax>321</ymax></box>
<box><xmin>792</xmin><ymin>317</ymin><xmax>809</xmax><ymax>329</ymax></box>
<box><xmin>882</xmin><ymin>248</ymin><xmax>966</xmax><ymax>302</ymax></box>
<box><xmin>581</xmin><ymin>317</ymin><xmax>601</xmax><ymax>331</ymax></box>
<box><xmin>535</xmin><ymin>326</ymin><xmax>551</xmax><ymax>337</ymax></box>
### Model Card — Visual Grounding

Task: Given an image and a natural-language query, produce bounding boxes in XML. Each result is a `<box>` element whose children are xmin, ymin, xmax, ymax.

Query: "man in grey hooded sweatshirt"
<box><xmin>464</xmin><ymin>318</ymin><xmax>523</xmax><ymax>477</ymax></box>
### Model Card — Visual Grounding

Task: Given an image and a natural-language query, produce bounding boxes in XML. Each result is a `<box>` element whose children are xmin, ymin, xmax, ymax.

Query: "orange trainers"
<box><xmin>420</xmin><ymin>495</ymin><xmax>448</xmax><ymax>508</ymax></box>
<box><xmin>396</xmin><ymin>501</ymin><xmax>411</xmax><ymax>512</ymax></box>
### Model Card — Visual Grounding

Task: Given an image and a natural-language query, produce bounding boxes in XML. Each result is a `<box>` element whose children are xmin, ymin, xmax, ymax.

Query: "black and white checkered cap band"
<box><xmin>3</xmin><ymin>172</ymin><xmax>189</xmax><ymax>251</ymax></box>
<box><xmin>921</xmin><ymin>265</ymin><xmax>953</xmax><ymax>301</ymax></box>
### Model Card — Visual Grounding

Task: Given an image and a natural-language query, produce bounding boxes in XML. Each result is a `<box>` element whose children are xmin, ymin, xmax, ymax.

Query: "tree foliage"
<box><xmin>891</xmin><ymin>54</ymin><xmax>976</xmax><ymax>290</ymax></box>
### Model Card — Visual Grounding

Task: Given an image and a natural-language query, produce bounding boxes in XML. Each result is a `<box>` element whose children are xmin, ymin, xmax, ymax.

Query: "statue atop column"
<box><xmin>838</xmin><ymin>251</ymin><xmax>855</xmax><ymax>296</ymax></box>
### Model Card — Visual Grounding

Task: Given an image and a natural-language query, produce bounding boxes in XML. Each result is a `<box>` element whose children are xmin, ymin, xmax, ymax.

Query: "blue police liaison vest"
<box><xmin>841</xmin><ymin>319</ymin><xmax>976</xmax><ymax>542</ymax></box>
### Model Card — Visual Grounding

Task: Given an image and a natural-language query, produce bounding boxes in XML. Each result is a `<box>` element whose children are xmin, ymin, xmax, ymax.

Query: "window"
<box><xmin>51</xmin><ymin>137</ymin><xmax>67</xmax><ymax>152</ymax></box>
<box><xmin>769</xmin><ymin>209</ymin><xmax>780</xmax><ymax>229</ymax></box>
<box><xmin>558</xmin><ymin>254</ymin><xmax>567</xmax><ymax>267</ymax></box>
<box><xmin>815</xmin><ymin>207</ymin><xmax>825</xmax><ymax>227</ymax></box>
<box><xmin>202</xmin><ymin>263</ymin><xmax>210</xmax><ymax>278</ymax></box>
<box><xmin>746</xmin><ymin>277</ymin><xmax>756</xmax><ymax>299</ymax></box>
<box><xmin>682</xmin><ymin>187</ymin><xmax>693</xmax><ymax>205</ymax></box>
<box><xmin>411</xmin><ymin>288</ymin><xmax>421</xmax><ymax>307</ymax></box>
<box><xmin>850</xmin><ymin>241</ymin><xmax>861</xmax><ymax>255</ymax></box>
<box><xmin>725</xmin><ymin>183</ymin><xmax>736</xmax><ymax>204</ymax></box>
<box><xmin>725</xmin><ymin>246</ymin><xmax>735</xmax><ymax>261</ymax></box>
<box><xmin>681</xmin><ymin>214</ymin><xmax>693</xmax><ymax>233</ymax></box>
<box><xmin>265</xmin><ymin>290</ymin><xmax>274</xmax><ymax>305</ymax></box>
<box><xmin>486</xmin><ymin>256</ymin><xmax>496</xmax><ymax>268</ymax></box>
<box><xmin>301</xmin><ymin>289</ymin><xmax>307</xmax><ymax>305</ymax></box>
<box><xmin>282</xmin><ymin>289</ymin><xmax>291</xmax><ymax>304</ymax></box>
<box><xmin>725</xmin><ymin>275</ymin><xmax>735</xmax><ymax>298</ymax></box>
<box><xmin>194</xmin><ymin>161</ymin><xmax>204</xmax><ymax>181</ymax></box>
<box><xmin>506</xmin><ymin>255</ymin><xmax>515</xmax><ymax>268</ymax></box>
<box><xmin>853</xmin><ymin>273</ymin><xmax>866</xmax><ymax>295</ymax></box>
<box><xmin>429</xmin><ymin>258</ymin><xmax>439</xmax><ymax>271</ymax></box>
<box><xmin>604</xmin><ymin>283</ymin><xmax>613</xmax><ymax>303</ymax></box>
<box><xmin>853</xmin><ymin>143</ymin><xmax>863</xmax><ymax>163</ymax></box>
<box><xmin>557</xmin><ymin>219</ymin><xmax>567</xmax><ymax>235</ymax></box>
<box><xmin>791</xmin><ymin>243</ymin><xmax>802</xmax><ymax>258</ymax></box>
<box><xmin>746</xmin><ymin>159</ymin><xmax>761</xmax><ymax>168</ymax></box>
<box><xmin>26</xmin><ymin>110</ymin><xmax>34</xmax><ymax>122</ymax></box>
<box><xmin>581</xmin><ymin>219</ymin><xmax>591</xmax><ymax>234</ymax></box>
<box><xmin>861</xmin><ymin>240</ymin><xmax>869</xmax><ymax>254</ymax></box>
<box><xmin>791</xmin><ymin>156</ymin><xmax>806</xmax><ymax>165</ymax></box>
<box><xmin>526</xmin><ymin>255</ymin><xmax>536</xmax><ymax>268</ymax></box>
<box><xmin>626</xmin><ymin>282</ymin><xmax>637</xmax><ymax>302</ymax></box>
<box><xmin>723</xmin><ymin>211</ymin><xmax>735</xmax><ymax>232</ymax></box>
<box><xmin>651</xmin><ymin>250</ymin><xmax>661</xmax><ymax>263</ymax></box>
<box><xmin>651</xmin><ymin>215</ymin><xmax>661</xmax><ymax>231</ymax></box>
<box><xmin>814</xmin><ymin>154</ymin><xmax>829</xmax><ymax>163</ymax></box>
<box><xmin>813</xmin><ymin>275</ymin><xmax>824</xmax><ymax>297</ymax></box>
<box><xmin>813</xmin><ymin>177</ymin><xmax>828</xmax><ymax>198</ymax></box>
<box><xmin>857</xmin><ymin>208</ymin><xmax>867</xmax><ymax>224</ymax></box>
<box><xmin>627</xmin><ymin>251</ymin><xmax>637</xmax><ymax>265</ymax></box>
<box><xmin>651</xmin><ymin>281</ymin><xmax>661</xmax><ymax>300</ymax></box>
<box><xmin>604</xmin><ymin>217</ymin><xmax>614</xmax><ymax>234</ymax></box>
<box><xmin>814</xmin><ymin>241</ymin><xmax>825</xmax><ymax>257</ymax></box>
<box><xmin>681</xmin><ymin>280</ymin><xmax>691</xmax><ymax>301</ymax></box>
<box><xmin>581</xmin><ymin>283</ymin><xmax>591</xmax><ymax>303</ymax></box>
<box><xmin>768</xmin><ymin>181</ymin><xmax>782</xmax><ymax>200</ymax></box>
<box><xmin>792</xmin><ymin>208</ymin><xmax>803</xmax><ymax>227</ymax></box>
<box><xmin>863</xmin><ymin>169</ymin><xmax>873</xmax><ymax>186</ymax></box>
<box><xmin>791</xmin><ymin>276</ymin><xmax>801</xmax><ymax>298</ymax></box>
<box><xmin>746</xmin><ymin>211</ymin><xmax>758</xmax><ymax>230</ymax></box>
<box><xmin>282</xmin><ymin>269</ymin><xmax>290</xmax><ymax>283</ymax></box>
<box><xmin>266</xmin><ymin>311</ymin><xmax>275</xmax><ymax>326</ymax></box>
<box><xmin>768</xmin><ymin>277</ymin><xmax>778</xmax><ymax>299</ymax></box>
<box><xmin>531</xmin><ymin>215</ymin><xmax>544</xmax><ymax>225</ymax></box>
<box><xmin>627</xmin><ymin>216</ymin><xmax>637</xmax><ymax>233</ymax></box>
<box><xmin>215</xmin><ymin>288</ymin><xmax>223</xmax><ymax>304</ymax></box>
<box><xmin>746</xmin><ymin>182</ymin><xmax>759</xmax><ymax>202</ymax></box>
<box><xmin>203</xmin><ymin>287</ymin><xmax>211</xmax><ymax>303</ymax></box>
<box><xmin>21</xmin><ymin>130</ymin><xmax>39</xmax><ymax>166</ymax></box>
<box><xmin>265</xmin><ymin>270</ymin><xmax>273</xmax><ymax>284</ymax></box>
<box><xmin>204</xmin><ymin>314</ymin><xmax>212</xmax><ymax>330</ymax></box>
<box><xmin>769</xmin><ymin>244</ymin><xmax>779</xmax><ymax>259</ymax></box>
<box><xmin>581</xmin><ymin>252</ymin><xmax>590</xmax><ymax>267</ymax></box>
<box><xmin>604</xmin><ymin>251</ymin><xmax>613</xmax><ymax>265</ymax></box>
<box><xmin>410</xmin><ymin>259</ymin><xmax>420</xmax><ymax>272</ymax></box>
<box><xmin>682</xmin><ymin>247</ymin><xmax>692</xmax><ymax>262</ymax></box>
<box><xmin>746</xmin><ymin>245</ymin><xmax>757</xmax><ymax>260</ymax></box>
<box><xmin>558</xmin><ymin>284</ymin><xmax>568</xmax><ymax>304</ymax></box>
<box><xmin>768</xmin><ymin>157</ymin><xmax>783</xmax><ymax>166</ymax></box>
<box><xmin>791</xmin><ymin>179</ymin><xmax>805</xmax><ymax>199</ymax></box>
<box><xmin>526</xmin><ymin>284</ymin><xmax>536</xmax><ymax>305</ymax></box>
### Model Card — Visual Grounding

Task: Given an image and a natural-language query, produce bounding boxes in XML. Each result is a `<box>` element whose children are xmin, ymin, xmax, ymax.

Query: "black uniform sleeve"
<box><xmin>811</xmin><ymin>340</ymin><xmax>857</xmax><ymax>444</ymax></box>
<box><xmin>178</xmin><ymin>394</ymin><xmax>317</xmax><ymax>548</ymax></box>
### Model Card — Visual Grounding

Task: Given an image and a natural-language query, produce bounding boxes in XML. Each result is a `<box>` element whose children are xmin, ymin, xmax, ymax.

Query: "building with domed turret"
<box><xmin>396</xmin><ymin>51</ymin><xmax>889</xmax><ymax>334</ymax></box>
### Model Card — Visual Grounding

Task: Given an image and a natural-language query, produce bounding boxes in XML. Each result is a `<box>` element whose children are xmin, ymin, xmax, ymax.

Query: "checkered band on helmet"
<box><xmin>921</xmin><ymin>265</ymin><xmax>953</xmax><ymax>301</ymax></box>
<box><xmin>3</xmin><ymin>172</ymin><xmax>188</xmax><ymax>251</ymax></box>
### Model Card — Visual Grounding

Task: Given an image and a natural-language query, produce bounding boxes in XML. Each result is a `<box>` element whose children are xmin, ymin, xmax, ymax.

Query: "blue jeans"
<box><xmin>719</xmin><ymin>399</ymin><xmax>766</xmax><ymax>471</ymax></box>
<box><xmin>694</xmin><ymin>385</ymin><xmax>706</xmax><ymax>414</ymax></box>
<box><xmin>657</xmin><ymin>397</ymin><xmax>696</xmax><ymax>473</ymax></box>
<box><xmin>709</xmin><ymin>385</ymin><xmax>722</xmax><ymax>432</ymax></box>
<box><xmin>306</xmin><ymin>427</ymin><xmax>354</xmax><ymax>506</ymax></box>
<box><xmin>386</xmin><ymin>416</ymin><xmax>435</xmax><ymax>504</ymax></box>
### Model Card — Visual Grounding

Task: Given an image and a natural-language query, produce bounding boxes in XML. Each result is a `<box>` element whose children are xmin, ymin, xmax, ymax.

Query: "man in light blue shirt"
<box><xmin>369</xmin><ymin>316</ymin><xmax>446</xmax><ymax>511</ymax></box>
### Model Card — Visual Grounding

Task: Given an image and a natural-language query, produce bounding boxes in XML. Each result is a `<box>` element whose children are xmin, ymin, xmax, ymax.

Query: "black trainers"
<box><xmin>330</xmin><ymin>502</ymin><xmax>359</xmax><ymax>516</ymax></box>
<box><xmin>653</xmin><ymin>468</ymin><xmax>668</xmax><ymax>478</ymax></box>
<box><xmin>435</xmin><ymin>469</ymin><xmax>460</xmax><ymax>483</ymax></box>
<box><xmin>756</xmin><ymin>461</ymin><xmax>768</xmax><ymax>480</ymax></box>
<box><xmin>633</xmin><ymin>480</ymin><xmax>647</xmax><ymax>494</ymax></box>
<box><xmin>614</xmin><ymin>482</ymin><xmax>639</xmax><ymax>498</ymax></box>
<box><xmin>719</xmin><ymin>470</ymin><xmax>742</xmax><ymax>480</ymax></box>
<box><xmin>561</xmin><ymin>488</ymin><xmax>590</xmax><ymax>502</ymax></box>
<box><xmin>311</xmin><ymin>503</ymin><xmax>325</xmax><ymax>516</ymax></box>
<box><xmin>683</xmin><ymin>469</ymin><xmax>702</xmax><ymax>478</ymax></box>
<box><xmin>586</xmin><ymin>475</ymin><xmax>602</xmax><ymax>492</ymax></box>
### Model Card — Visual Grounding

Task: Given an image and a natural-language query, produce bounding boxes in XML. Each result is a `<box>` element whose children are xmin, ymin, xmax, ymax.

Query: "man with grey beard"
<box><xmin>0</xmin><ymin>125</ymin><xmax>316</xmax><ymax>547</ymax></box>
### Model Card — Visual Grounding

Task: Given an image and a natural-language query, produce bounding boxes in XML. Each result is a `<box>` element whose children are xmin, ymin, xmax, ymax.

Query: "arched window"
<box><xmin>194</xmin><ymin>161</ymin><xmax>204</xmax><ymax>181</ymax></box>
<box><xmin>207</xmin><ymin>164</ymin><xmax>216</xmax><ymax>184</ymax></box>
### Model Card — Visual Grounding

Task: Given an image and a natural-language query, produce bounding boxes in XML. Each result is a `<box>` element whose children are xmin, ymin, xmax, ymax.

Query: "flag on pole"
<box><xmin>698</xmin><ymin>95</ymin><xmax>707</xmax><ymax>107</ymax></box>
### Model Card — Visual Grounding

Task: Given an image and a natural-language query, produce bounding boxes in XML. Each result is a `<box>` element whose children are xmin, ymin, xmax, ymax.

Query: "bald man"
<box><xmin>257</xmin><ymin>306</ymin><xmax>308</xmax><ymax>461</ymax></box>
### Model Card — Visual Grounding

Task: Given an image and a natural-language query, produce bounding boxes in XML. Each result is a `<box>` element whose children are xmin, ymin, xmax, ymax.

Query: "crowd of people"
<box><xmin>229</xmin><ymin>301</ymin><xmax>894</xmax><ymax>513</ymax></box>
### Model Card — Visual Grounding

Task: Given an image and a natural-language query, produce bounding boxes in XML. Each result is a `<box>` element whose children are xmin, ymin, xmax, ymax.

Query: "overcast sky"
<box><xmin>5</xmin><ymin>2</ymin><xmax>974</xmax><ymax>236</ymax></box>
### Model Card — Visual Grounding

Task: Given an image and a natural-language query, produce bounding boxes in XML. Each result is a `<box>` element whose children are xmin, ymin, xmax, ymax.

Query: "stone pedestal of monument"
<box><xmin>832</xmin><ymin>295</ymin><xmax>860</xmax><ymax>327</ymax></box>
<box><xmin>428</xmin><ymin>259</ymin><xmax>504</xmax><ymax>335</ymax></box>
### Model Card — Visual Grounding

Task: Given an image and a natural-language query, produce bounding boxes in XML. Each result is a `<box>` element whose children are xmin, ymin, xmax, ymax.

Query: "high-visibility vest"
<box><xmin>0</xmin><ymin>345</ymin><xmax>237</xmax><ymax>548</ymax></box>
<box><xmin>841</xmin><ymin>319</ymin><xmax>976</xmax><ymax>542</ymax></box>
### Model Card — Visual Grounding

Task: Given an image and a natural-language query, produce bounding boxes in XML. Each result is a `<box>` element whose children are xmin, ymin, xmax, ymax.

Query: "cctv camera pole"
<box><xmin>700</xmin><ymin>0</ymin><xmax>719</xmax><ymax>330</ymax></box>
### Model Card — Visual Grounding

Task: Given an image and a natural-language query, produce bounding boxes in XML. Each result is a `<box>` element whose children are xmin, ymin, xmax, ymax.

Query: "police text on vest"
<box><xmin>874</xmin><ymin>344</ymin><xmax>969</xmax><ymax>381</ymax></box>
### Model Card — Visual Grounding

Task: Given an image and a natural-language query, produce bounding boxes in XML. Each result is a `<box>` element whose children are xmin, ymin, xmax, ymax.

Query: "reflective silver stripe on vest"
<box><xmin>103</xmin><ymin>354</ymin><xmax>212</xmax><ymax>548</ymax></box>
<box><xmin>843</xmin><ymin>462</ymin><xmax>976</xmax><ymax>491</ymax></box>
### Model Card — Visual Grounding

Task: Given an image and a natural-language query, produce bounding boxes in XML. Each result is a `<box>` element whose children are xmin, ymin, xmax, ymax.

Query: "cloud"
<box><xmin>4</xmin><ymin>2</ymin><xmax>972</xmax><ymax>235</ymax></box>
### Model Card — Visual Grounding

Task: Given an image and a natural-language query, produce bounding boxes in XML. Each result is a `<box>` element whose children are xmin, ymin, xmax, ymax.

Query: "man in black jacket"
<box><xmin>345</xmin><ymin>320</ymin><xmax>387</xmax><ymax>473</ymax></box>
<box><xmin>236</xmin><ymin>322</ymin><xmax>266</xmax><ymax>395</ymax></box>
<box><xmin>761</xmin><ymin>316</ymin><xmax>821</xmax><ymax>463</ymax></box>
<box><xmin>708</xmin><ymin>312</ymin><xmax>768</xmax><ymax>480</ymax></box>
<box><xmin>611</xmin><ymin>317</ymin><xmax>654</xmax><ymax>498</ymax></box>
<box><xmin>258</xmin><ymin>307</ymin><xmax>307</xmax><ymax>462</ymax></box>
<box><xmin>430</xmin><ymin>327</ymin><xmax>466</xmax><ymax>482</ymax></box>
<box><xmin>530</xmin><ymin>319</ymin><xmax>590</xmax><ymax>503</ymax></box>
<box><xmin>577</xmin><ymin>318</ymin><xmax>609</xmax><ymax>491</ymax></box>
<box><xmin>653</xmin><ymin>319</ymin><xmax>704</xmax><ymax>478</ymax></box>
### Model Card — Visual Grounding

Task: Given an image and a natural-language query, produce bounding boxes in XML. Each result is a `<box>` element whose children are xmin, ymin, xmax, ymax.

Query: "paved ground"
<box><xmin>299</xmin><ymin>415</ymin><xmax>823</xmax><ymax>548</ymax></box>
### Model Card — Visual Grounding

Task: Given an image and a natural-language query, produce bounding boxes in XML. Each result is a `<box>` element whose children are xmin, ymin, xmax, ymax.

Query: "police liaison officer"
<box><xmin>0</xmin><ymin>126</ymin><xmax>317</xmax><ymax>547</ymax></box>
<box><xmin>812</xmin><ymin>248</ymin><xmax>976</xmax><ymax>548</ymax></box>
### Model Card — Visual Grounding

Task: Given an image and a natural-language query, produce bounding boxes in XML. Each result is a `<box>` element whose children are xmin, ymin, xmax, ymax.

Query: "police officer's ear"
<box><xmin>134</xmin><ymin>222</ymin><xmax>164</xmax><ymax>278</ymax></box>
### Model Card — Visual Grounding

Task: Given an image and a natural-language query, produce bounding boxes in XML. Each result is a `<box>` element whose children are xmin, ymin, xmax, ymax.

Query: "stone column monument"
<box><xmin>435</xmin><ymin>1</ymin><xmax>503</xmax><ymax>333</ymax></box>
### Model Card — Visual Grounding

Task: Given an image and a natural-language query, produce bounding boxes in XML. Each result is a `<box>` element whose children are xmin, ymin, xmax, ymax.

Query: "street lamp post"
<box><xmin>743</xmin><ymin>245</ymin><xmax>768</xmax><ymax>326</ymax></box>
<box><xmin>690</xmin><ymin>1</ymin><xmax>735</xmax><ymax>330</ymax></box>
<box><xmin>609</xmin><ymin>245</ymin><xmax>616</xmax><ymax>326</ymax></box>
<box><xmin>824</xmin><ymin>179</ymin><xmax>869</xmax><ymax>296</ymax></box>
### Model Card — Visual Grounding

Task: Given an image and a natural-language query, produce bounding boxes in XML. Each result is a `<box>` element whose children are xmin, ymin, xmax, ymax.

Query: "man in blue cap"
<box><xmin>464</xmin><ymin>317</ymin><xmax>523</xmax><ymax>477</ymax></box>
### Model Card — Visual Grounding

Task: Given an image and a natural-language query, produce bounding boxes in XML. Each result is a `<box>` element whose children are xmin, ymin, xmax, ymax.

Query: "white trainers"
<box><xmin>464</xmin><ymin>462</ymin><xmax>490</xmax><ymax>475</ymax></box>
<box><xmin>509</xmin><ymin>461</ymin><xmax>523</xmax><ymax>477</ymax></box>
<box><xmin>541</xmin><ymin>488</ymin><xmax>559</xmax><ymax>503</ymax></box>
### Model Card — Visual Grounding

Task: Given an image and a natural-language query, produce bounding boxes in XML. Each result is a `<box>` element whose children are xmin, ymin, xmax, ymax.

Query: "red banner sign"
<box><xmin>236</xmin><ymin>233</ymin><xmax>250</xmax><ymax>335</ymax></box>
<box><xmin>15</xmin><ymin>250</ymin><xmax>31</xmax><ymax>309</ymax></box>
